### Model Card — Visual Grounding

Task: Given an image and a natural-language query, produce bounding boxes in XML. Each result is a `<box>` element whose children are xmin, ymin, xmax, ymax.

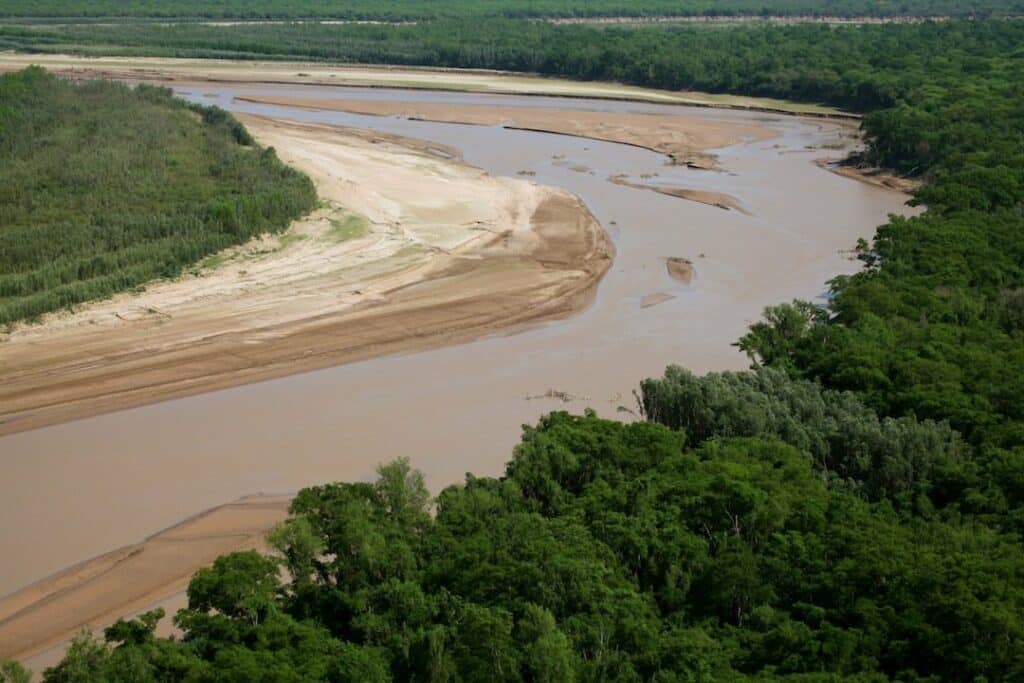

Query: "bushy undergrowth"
<box><xmin>0</xmin><ymin>67</ymin><xmax>316</xmax><ymax>324</ymax></box>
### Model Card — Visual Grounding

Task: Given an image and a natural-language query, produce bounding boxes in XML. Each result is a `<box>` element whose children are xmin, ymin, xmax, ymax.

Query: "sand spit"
<box><xmin>814</xmin><ymin>158</ymin><xmax>922</xmax><ymax>193</ymax></box>
<box><xmin>233</xmin><ymin>94</ymin><xmax>776</xmax><ymax>169</ymax></box>
<box><xmin>608</xmin><ymin>174</ymin><xmax>748</xmax><ymax>212</ymax></box>
<box><xmin>0</xmin><ymin>495</ymin><xmax>290</xmax><ymax>663</ymax></box>
<box><xmin>0</xmin><ymin>53</ymin><xmax>847</xmax><ymax>117</ymax></box>
<box><xmin>0</xmin><ymin>115</ymin><xmax>612</xmax><ymax>435</ymax></box>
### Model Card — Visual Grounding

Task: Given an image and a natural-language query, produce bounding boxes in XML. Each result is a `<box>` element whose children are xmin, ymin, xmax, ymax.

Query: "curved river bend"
<box><xmin>0</xmin><ymin>86</ymin><xmax>915</xmax><ymax>596</ymax></box>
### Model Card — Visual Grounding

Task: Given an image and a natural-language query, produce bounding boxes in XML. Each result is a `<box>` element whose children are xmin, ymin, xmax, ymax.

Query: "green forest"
<box><xmin>0</xmin><ymin>0</ymin><xmax>1018</xmax><ymax>21</ymax></box>
<box><xmin>1</xmin><ymin>11</ymin><xmax>1022</xmax><ymax>683</ymax></box>
<box><xmin>0</xmin><ymin>67</ymin><xmax>316</xmax><ymax>324</ymax></box>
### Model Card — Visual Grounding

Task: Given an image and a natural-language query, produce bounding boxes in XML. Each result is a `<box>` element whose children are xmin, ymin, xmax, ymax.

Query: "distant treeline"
<box><xmin>0</xmin><ymin>67</ymin><xmax>316</xmax><ymax>325</ymax></box>
<box><xmin>0</xmin><ymin>0</ymin><xmax>1019</xmax><ymax>20</ymax></box>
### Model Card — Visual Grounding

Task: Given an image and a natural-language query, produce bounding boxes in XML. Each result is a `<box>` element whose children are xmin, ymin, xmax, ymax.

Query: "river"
<box><xmin>0</xmin><ymin>85</ymin><xmax>915</xmax><ymax>597</ymax></box>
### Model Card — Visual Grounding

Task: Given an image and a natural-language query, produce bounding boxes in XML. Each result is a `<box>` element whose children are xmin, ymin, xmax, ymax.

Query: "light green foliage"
<box><xmin>325</xmin><ymin>214</ymin><xmax>370</xmax><ymax>242</ymax></box>
<box><xmin>268</xmin><ymin>516</ymin><xmax>324</xmax><ymax>589</ymax></box>
<box><xmin>183</xmin><ymin>552</ymin><xmax>281</xmax><ymax>626</ymax></box>
<box><xmin>0</xmin><ymin>67</ymin><xmax>316</xmax><ymax>324</ymax></box>
<box><xmin>0</xmin><ymin>661</ymin><xmax>31</xmax><ymax>683</ymax></box>
<box><xmin>639</xmin><ymin>366</ymin><xmax>963</xmax><ymax>502</ymax></box>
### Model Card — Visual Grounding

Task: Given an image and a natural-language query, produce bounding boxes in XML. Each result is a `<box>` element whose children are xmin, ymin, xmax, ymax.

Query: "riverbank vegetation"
<box><xmin>0</xmin><ymin>0</ymin><xmax>1016</xmax><ymax>21</ymax></box>
<box><xmin>0</xmin><ymin>67</ymin><xmax>316</xmax><ymax>325</ymax></box>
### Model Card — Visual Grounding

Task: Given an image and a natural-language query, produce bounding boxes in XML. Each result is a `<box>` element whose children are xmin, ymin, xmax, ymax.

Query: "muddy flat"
<box><xmin>814</xmin><ymin>158</ymin><xmax>923</xmax><ymax>192</ymax></box>
<box><xmin>641</xmin><ymin>292</ymin><xmax>676</xmax><ymax>308</ymax></box>
<box><xmin>666</xmin><ymin>258</ymin><xmax>696</xmax><ymax>284</ymax></box>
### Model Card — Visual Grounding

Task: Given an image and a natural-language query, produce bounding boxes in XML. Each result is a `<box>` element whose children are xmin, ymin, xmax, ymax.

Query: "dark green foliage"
<box><xmin>0</xmin><ymin>0</ymin><xmax>1017</xmax><ymax>21</ymax></box>
<box><xmin>45</xmin><ymin>415</ymin><xmax>1024</xmax><ymax>681</ymax></box>
<box><xmin>0</xmin><ymin>66</ymin><xmax>316</xmax><ymax>323</ymax></box>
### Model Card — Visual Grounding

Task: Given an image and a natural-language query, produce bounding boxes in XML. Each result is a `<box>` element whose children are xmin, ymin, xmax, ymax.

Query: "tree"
<box><xmin>0</xmin><ymin>661</ymin><xmax>31</xmax><ymax>683</ymax></box>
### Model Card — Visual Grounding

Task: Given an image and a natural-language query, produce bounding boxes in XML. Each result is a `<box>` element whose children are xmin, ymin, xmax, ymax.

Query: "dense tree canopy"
<box><xmin>0</xmin><ymin>67</ymin><xmax>316</xmax><ymax>324</ymax></box>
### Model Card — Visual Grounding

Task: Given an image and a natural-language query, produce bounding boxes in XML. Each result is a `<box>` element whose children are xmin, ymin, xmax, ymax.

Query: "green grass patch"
<box><xmin>393</xmin><ymin>243</ymin><xmax>425</xmax><ymax>258</ymax></box>
<box><xmin>325</xmin><ymin>213</ymin><xmax>371</xmax><ymax>242</ymax></box>
<box><xmin>277</xmin><ymin>232</ymin><xmax>309</xmax><ymax>248</ymax></box>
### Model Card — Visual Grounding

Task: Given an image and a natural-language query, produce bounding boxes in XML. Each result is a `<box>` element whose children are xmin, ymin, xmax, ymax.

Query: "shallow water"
<box><xmin>0</xmin><ymin>86</ymin><xmax>915</xmax><ymax>596</ymax></box>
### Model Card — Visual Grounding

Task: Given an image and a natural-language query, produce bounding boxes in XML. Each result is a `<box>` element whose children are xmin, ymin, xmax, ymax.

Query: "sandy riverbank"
<box><xmin>0</xmin><ymin>53</ymin><xmax>848</xmax><ymax>116</ymax></box>
<box><xmin>232</xmin><ymin>93</ymin><xmax>776</xmax><ymax>169</ymax></box>
<box><xmin>0</xmin><ymin>496</ymin><xmax>290</xmax><ymax>666</ymax></box>
<box><xmin>814</xmin><ymin>157</ymin><xmax>922</xmax><ymax>193</ymax></box>
<box><xmin>0</xmin><ymin>114</ymin><xmax>612</xmax><ymax>435</ymax></box>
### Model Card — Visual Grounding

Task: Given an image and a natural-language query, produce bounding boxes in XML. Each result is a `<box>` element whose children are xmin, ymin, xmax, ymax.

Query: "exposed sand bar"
<box><xmin>608</xmin><ymin>175</ymin><xmax>747</xmax><ymax>212</ymax></box>
<box><xmin>0</xmin><ymin>53</ymin><xmax>848</xmax><ymax>116</ymax></box>
<box><xmin>233</xmin><ymin>93</ymin><xmax>775</xmax><ymax>169</ymax></box>
<box><xmin>0</xmin><ymin>115</ymin><xmax>612</xmax><ymax>436</ymax></box>
<box><xmin>0</xmin><ymin>495</ymin><xmax>289</xmax><ymax>663</ymax></box>
<box><xmin>814</xmin><ymin>157</ymin><xmax>922</xmax><ymax>193</ymax></box>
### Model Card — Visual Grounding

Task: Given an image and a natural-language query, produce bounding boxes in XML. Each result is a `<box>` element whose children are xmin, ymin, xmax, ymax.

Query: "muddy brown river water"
<box><xmin>0</xmin><ymin>85</ymin><xmax>916</xmax><ymax>598</ymax></box>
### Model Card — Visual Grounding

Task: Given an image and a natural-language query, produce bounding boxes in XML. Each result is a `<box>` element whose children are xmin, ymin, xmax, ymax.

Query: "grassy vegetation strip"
<box><xmin>0</xmin><ymin>67</ymin><xmax>316</xmax><ymax>324</ymax></box>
